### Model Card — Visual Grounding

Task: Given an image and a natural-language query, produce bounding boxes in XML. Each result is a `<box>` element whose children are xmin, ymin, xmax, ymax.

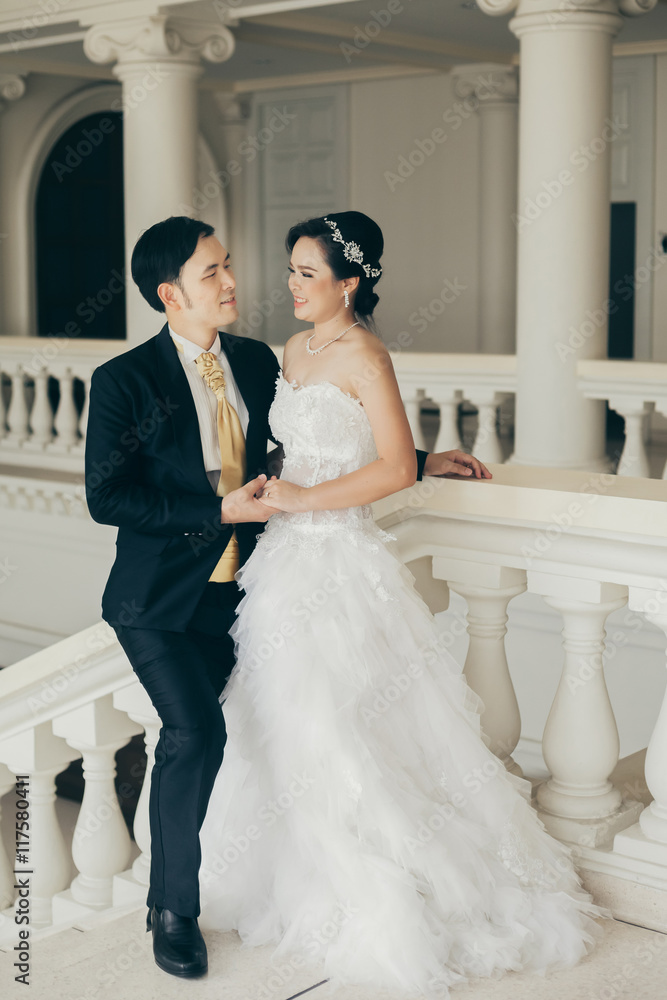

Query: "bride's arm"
<box><xmin>259</xmin><ymin>345</ymin><xmax>417</xmax><ymax>512</ymax></box>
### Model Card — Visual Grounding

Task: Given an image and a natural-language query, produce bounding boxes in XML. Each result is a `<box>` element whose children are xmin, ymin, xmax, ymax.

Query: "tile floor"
<box><xmin>1</xmin><ymin>906</ymin><xmax>665</xmax><ymax>1000</ymax></box>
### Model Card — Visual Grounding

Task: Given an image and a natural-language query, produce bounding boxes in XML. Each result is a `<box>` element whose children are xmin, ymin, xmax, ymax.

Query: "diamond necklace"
<box><xmin>306</xmin><ymin>321</ymin><xmax>359</xmax><ymax>356</ymax></box>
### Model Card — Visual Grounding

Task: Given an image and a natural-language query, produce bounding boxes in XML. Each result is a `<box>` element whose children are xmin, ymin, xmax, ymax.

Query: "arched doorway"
<box><xmin>35</xmin><ymin>110</ymin><xmax>126</xmax><ymax>341</ymax></box>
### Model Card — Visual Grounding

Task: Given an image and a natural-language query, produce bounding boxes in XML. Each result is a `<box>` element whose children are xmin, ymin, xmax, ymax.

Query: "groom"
<box><xmin>85</xmin><ymin>216</ymin><xmax>490</xmax><ymax>979</ymax></box>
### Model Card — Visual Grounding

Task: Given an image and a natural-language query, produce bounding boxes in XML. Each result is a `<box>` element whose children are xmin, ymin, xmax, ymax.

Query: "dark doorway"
<box><xmin>606</xmin><ymin>202</ymin><xmax>637</xmax><ymax>456</ymax></box>
<box><xmin>35</xmin><ymin>110</ymin><xmax>126</xmax><ymax>340</ymax></box>
<box><xmin>608</xmin><ymin>202</ymin><xmax>636</xmax><ymax>359</ymax></box>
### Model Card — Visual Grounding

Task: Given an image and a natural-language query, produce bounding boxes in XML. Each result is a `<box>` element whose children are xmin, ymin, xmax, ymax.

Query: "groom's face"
<box><xmin>171</xmin><ymin>234</ymin><xmax>238</xmax><ymax>329</ymax></box>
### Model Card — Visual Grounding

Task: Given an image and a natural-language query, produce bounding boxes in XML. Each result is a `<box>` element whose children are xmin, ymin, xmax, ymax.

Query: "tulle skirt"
<box><xmin>198</xmin><ymin>515</ymin><xmax>609</xmax><ymax>997</ymax></box>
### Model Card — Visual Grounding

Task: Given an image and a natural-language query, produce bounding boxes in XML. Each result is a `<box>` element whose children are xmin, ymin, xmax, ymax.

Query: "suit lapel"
<box><xmin>154</xmin><ymin>323</ymin><xmax>213</xmax><ymax>494</ymax></box>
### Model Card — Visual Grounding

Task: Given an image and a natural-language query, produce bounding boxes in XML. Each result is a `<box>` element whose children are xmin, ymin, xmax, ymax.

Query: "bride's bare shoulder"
<box><xmin>283</xmin><ymin>330</ymin><xmax>310</xmax><ymax>366</ymax></box>
<box><xmin>346</xmin><ymin>327</ymin><xmax>392</xmax><ymax>370</ymax></box>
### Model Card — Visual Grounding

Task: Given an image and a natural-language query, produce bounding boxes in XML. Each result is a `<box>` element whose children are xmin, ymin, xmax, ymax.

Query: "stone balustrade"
<box><xmin>578</xmin><ymin>358</ymin><xmax>667</xmax><ymax>479</ymax></box>
<box><xmin>0</xmin><ymin>338</ymin><xmax>126</xmax><ymax>474</ymax></box>
<box><xmin>0</xmin><ymin>338</ymin><xmax>517</xmax><ymax>473</ymax></box>
<box><xmin>1</xmin><ymin>465</ymin><xmax>667</xmax><ymax>938</ymax></box>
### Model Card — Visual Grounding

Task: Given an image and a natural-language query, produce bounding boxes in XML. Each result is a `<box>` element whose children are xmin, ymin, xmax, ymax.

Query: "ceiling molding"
<box><xmin>0</xmin><ymin>52</ymin><xmax>113</xmax><ymax>81</ymax></box>
<box><xmin>0</xmin><ymin>31</ymin><xmax>86</xmax><ymax>55</ymax></box>
<box><xmin>0</xmin><ymin>0</ymin><xmax>366</xmax><ymax>33</ymax></box>
<box><xmin>202</xmin><ymin>62</ymin><xmax>438</xmax><ymax>93</ymax></box>
<box><xmin>244</xmin><ymin>11</ymin><xmax>515</xmax><ymax>64</ymax></box>
<box><xmin>612</xmin><ymin>39</ymin><xmax>667</xmax><ymax>55</ymax></box>
<box><xmin>233</xmin><ymin>25</ymin><xmax>450</xmax><ymax>69</ymax></box>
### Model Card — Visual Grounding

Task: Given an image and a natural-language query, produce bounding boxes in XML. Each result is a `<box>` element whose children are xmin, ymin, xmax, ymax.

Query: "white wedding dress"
<box><xmin>198</xmin><ymin>372</ymin><xmax>609</xmax><ymax>997</ymax></box>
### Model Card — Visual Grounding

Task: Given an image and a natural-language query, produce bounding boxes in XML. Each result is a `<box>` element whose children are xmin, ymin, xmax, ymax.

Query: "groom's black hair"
<box><xmin>131</xmin><ymin>216</ymin><xmax>215</xmax><ymax>313</ymax></box>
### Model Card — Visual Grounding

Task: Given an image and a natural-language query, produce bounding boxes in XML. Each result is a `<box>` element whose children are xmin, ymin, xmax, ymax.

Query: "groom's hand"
<box><xmin>221</xmin><ymin>474</ymin><xmax>280</xmax><ymax>524</ymax></box>
<box><xmin>423</xmin><ymin>449</ymin><xmax>492</xmax><ymax>479</ymax></box>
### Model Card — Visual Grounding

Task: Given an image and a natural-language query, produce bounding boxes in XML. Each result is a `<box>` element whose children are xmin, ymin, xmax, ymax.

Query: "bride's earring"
<box><xmin>344</xmin><ymin>289</ymin><xmax>350</xmax><ymax>308</ymax></box>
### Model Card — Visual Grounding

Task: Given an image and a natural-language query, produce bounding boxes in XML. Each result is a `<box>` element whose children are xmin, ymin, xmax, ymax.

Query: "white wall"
<box><xmin>0</xmin><ymin>503</ymin><xmax>116</xmax><ymax>666</ymax></box>
<box><xmin>349</xmin><ymin>73</ymin><xmax>480</xmax><ymax>354</ymax></box>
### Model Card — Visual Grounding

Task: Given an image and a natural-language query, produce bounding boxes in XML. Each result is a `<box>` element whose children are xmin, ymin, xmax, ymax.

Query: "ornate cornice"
<box><xmin>84</xmin><ymin>15</ymin><xmax>235</xmax><ymax>69</ymax></box>
<box><xmin>451</xmin><ymin>64</ymin><xmax>518</xmax><ymax>105</ymax></box>
<box><xmin>0</xmin><ymin>73</ymin><xmax>26</xmax><ymax>111</ymax></box>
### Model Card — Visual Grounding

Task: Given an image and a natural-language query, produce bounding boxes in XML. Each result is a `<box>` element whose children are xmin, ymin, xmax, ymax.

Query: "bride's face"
<box><xmin>288</xmin><ymin>236</ymin><xmax>346</xmax><ymax>324</ymax></box>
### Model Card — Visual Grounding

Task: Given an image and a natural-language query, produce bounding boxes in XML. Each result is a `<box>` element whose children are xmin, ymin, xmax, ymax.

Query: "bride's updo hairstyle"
<box><xmin>285</xmin><ymin>210</ymin><xmax>384</xmax><ymax>329</ymax></box>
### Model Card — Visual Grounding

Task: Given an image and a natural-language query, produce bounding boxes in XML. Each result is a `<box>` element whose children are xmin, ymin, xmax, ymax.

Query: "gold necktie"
<box><xmin>173</xmin><ymin>338</ymin><xmax>246</xmax><ymax>582</ymax></box>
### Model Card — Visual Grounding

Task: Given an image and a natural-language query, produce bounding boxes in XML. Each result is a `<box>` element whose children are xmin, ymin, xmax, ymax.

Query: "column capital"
<box><xmin>0</xmin><ymin>73</ymin><xmax>26</xmax><ymax>112</ymax></box>
<box><xmin>476</xmin><ymin>0</ymin><xmax>656</xmax><ymax>21</ymax></box>
<box><xmin>450</xmin><ymin>64</ymin><xmax>518</xmax><ymax>106</ymax></box>
<box><xmin>84</xmin><ymin>14</ymin><xmax>235</xmax><ymax>70</ymax></box>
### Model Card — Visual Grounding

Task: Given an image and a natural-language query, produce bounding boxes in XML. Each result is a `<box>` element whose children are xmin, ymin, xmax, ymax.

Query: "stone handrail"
<box><xmin>1</xmin><ymin>465</ymin><xmax>667</xmax><ymax>936</ymax></box>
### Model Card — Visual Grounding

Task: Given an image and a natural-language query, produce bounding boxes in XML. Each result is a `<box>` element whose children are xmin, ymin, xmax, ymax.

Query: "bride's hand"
<box><xmin>257</xmin><ymin>476</ymin><xmax>307</xmax><ymax>512</ymax></box>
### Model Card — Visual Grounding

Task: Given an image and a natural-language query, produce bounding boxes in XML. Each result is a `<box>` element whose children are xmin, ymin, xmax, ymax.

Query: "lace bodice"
<box><xmin>268</xmin><ymin>373</ymin><xmax>378</xmax><ymax>530</ymax></box>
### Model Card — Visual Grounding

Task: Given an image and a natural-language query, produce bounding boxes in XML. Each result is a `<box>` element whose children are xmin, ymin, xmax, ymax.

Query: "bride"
<box><xmin>198</xmin><ymin>211</ymin><xmax>609</xmax><ymax>996</ymax></box>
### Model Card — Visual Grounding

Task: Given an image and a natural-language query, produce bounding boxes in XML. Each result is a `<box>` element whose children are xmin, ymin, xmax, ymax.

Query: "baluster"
<box><xmin>112</xmin><ymin>683</ymin><xmax>161</xmax><ymax>903</ymax></box>
<box><xmin>528</xmin><ymin>574</ymin><xmax>642</xmax><ymax>847</ymax></box>
<box><xmin>402</xmin><ymin>388</ymin><xmax>426</xmax><ymax>450</ymax></box>
<box><xmin>0</xmin><ymin>368</ymin><xmax>7</xmax><ymax>440</ymax></box>
<box><xmin>435</xmin><ymin>558</ymin><xmax>526</xmax><ymax>775</ymax></box>
<box><xmin>465</xmin><ymin>388</ymin><xmax>504</xmax><ymax>464</ymax></box>
<box><xmin>0</xmin><ymin>763</ymin><xmax>16</xmax><ymax>910</ymax></box>
<box><xmin>28</xmin><ymin>367</ymin><xmax>54</xmax><ymax>449</ymax></box>
<box><xmin>53</xmin><ymin>368</ymin><xmax>79</xmax><ymax>450</ymax></box>
<box><xmin>614</xmin><ymin>588</ymin><xmax>667</xmax><ymax>867</ymax></box>
<box><xmin>6</xmin><ymin>365</ymin><xmax>29</xmax><ymax>446</ymax></box>
<box><xmin>609</xmin><ymin>396</ymin><xmax>650</xmax><ymax>478</ymax></box>
<box><xmin>77</xmin><ymin>374</ymin><xmax>92</xmax><ymax>447</ymax></box>
<box><xmin>51</xmin><ymin>695</ymin><xmax>143</xmax><ymax>916</ymax></box>
<box><xmin>430</xmin><ymin>389</ymin><xmax>462</xmax><ymax>453</ymax></box>
<box><xmin>0</xmin><ymin>723</ymin><xmax>80</xmax><ymax>928</ymax></box>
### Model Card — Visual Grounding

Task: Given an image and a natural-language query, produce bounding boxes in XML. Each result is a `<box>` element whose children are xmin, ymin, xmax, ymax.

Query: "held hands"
<box><xmin>257</xmin><ymin>475</ymin><xmax>307</xmax><ymax>513</ymax></box>
<box><xmin>423</xmin><ymin>449</ymin><xmax>492</xmax><ymax>480</ymax></box>
<box><xmin>221</xmin><ymin>474</ymin><xmax>281</xmax><ymax>524</ymax></box>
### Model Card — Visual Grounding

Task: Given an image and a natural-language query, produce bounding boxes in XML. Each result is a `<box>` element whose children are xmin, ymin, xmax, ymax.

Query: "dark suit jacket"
<box><xmin>85</xmin><ymin>322</ymin><xmax>429</xmax><ymax>631</ymax></box>
<box><xmin>85</xmin><ymin>323</ymin><xmax>281</xmax><ymax>630</ymax></box>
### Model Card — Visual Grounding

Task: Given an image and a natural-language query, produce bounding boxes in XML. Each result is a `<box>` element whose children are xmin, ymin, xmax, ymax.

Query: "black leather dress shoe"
<box><xmin>149</xmin><ymin>905</ymin><xmax>208</xmax><ymax>978</ymax></box>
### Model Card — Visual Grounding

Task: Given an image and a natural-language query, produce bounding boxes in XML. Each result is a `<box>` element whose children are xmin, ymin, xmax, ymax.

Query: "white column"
<box><xmin>528</xmin><ymin>573</ymin><xmax>643</xmax><ymax>847</ymax></box>
<box><xmin>464</xmin><ymin>387</ymin><xmax>507</xmax><ymax>464</ymax></box>
<box><xmin>6</xmin><ymin>366</ymin><xmax>29</xmax><ymax>446</ymax></box>
<box><xmin>0</xmin><ymin>724</ymin><xmax>80</xmax><ymax>928</ymax></box>
<box><xmin>430</xmin><ymin>389</ymin><xmax>463</xmax><ymax>453</ymax></box>
<box><xmin>0</xmin><ymin>764</ymin><xmax>16</xmax><ymax>910</ymax></box>
<box><xmin>451</xmin><ymin>65</ymin><xmax>518</xmax><ymax>355</ymax></box>
<box><xmin>477</xmin><ymin>0</ymin><xmax>657</xmax><ymax>470</ymax></box>
<box><xmin>401</xmin><ymin>387</ymin><xmax>427</xmax><ymax>450</ymax></box>
<box><xmin>614</xmin><ymin>587</ymin><xmax>667</xmax><ymax>867</ymax></box>
<box><xmin>112</xmin><ymin>683</ymin><xmax>161</xmax><ymax>905</ymax></box>
<box><xmin>434</xmin><ymin>558</ymin><xmax>526</xmax><ymax>775</ymax></box>
<box><xmin>52</xmin><ymin>369</ymin><xmax>79</xmax><ymax>451</ymax></box>
<box><xmin>27</xmin><ymin>367</ymin><xmax>54</xmax><ymax>449</ymax></box>
<box><xmin>0</xmin><ymin>76</ymin><xmax>26</xmax><ymax>343</ymax></box>
<box><xmin>84</xmin><ymin>16</ymin><xmax>235</xmax><ymax>345</ymax></box>
<box><xmin>609</xmin><ymin>395</ymin><xmax>651</xmax><ymax>477</ymax></box>
<box><xmin>51</xmin><ymin>696</ymin><xmax>143</xmax><ymax>916</ymax></box>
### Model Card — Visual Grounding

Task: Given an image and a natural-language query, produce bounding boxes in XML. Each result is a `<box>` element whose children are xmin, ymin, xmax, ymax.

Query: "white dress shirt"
<box><xmin>169</xmin><ymin>326</ymin><xmax>250</xmax><ymax>493</ymax></box>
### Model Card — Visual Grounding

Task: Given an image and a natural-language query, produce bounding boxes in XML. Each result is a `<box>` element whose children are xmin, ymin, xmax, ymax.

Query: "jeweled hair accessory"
<box><xmin>323</xmin><ymin>217</ymin><xmax>382</xmax><ymax>279</ymax></box>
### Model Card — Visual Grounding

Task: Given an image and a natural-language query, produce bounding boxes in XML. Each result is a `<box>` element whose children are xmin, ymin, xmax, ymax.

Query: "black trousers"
<box><xmin>114</xmin><ymin>581</ymin><xmax>240</xmax><ymax>918</ymax></box>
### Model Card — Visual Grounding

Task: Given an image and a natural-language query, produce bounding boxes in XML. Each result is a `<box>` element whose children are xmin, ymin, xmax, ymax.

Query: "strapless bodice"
<box><xmin>267</xmin><ymin>373</ymin><xmax>378</xmax><ymax>531</ymax></box>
